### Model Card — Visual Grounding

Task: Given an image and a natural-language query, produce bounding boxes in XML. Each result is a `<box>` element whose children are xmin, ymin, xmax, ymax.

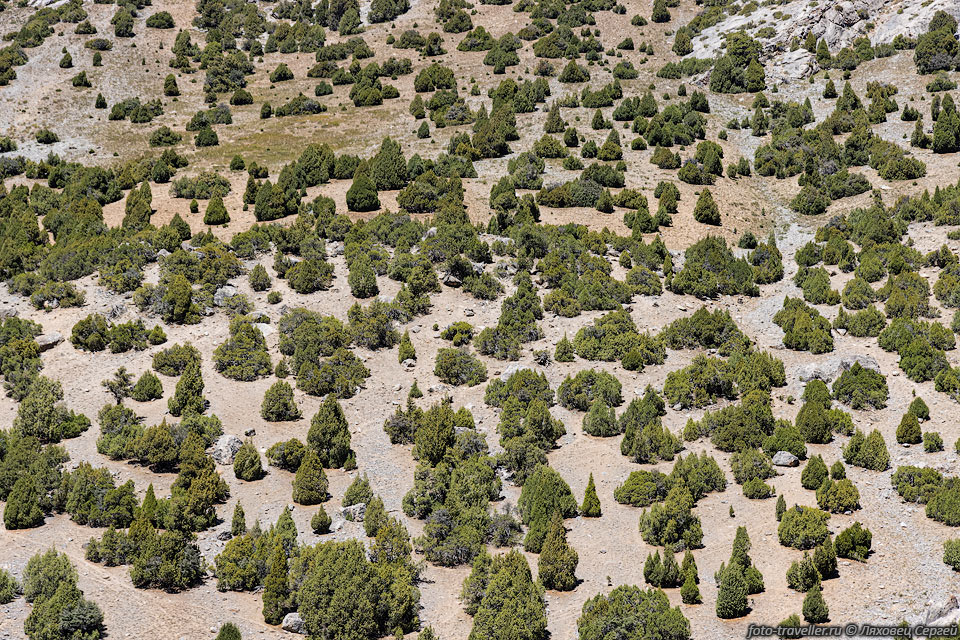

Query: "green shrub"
<box><xmin>434</xmin><ymin>348</ymin><xmax>487</xmax><ymax>386</ymax></box>
<box><xmin>815</xmin><ymin>478</ymin><xmax>860</xmax><ymax>513</ymax></box>
<box><xmin>266</xmin><ymin>439</ymin><xmax>306</xmax><ymax>471</ymax></box>
<box><xmin>292</xmin><ymin>450</ymin><xmax>329</xmax><ymax>504</ymax></box>
<box><xmin>233</xmin><ymin>440</ymin><xmax>265</xmax><ymax>481</ymax></box>
<box><xmin>778</xmin><ymin>506</ymin><xmax>830</xmax><ymax>549</ymax></box>
<box><xmin>557</xmin><ymin>369</ymin><xmax>622</xmax><ymax>411</ymax></box>
<box><xmin>213</xmin><ymin>318</ymin><xmax>271</xmax><ymax>381</ymax></box>
<box><xmin>842</xmin><ymin>429</ymin><xmax>890</xmax><ymax>470</ymax></box>
<box><xmin>835</xmin><ymin>522</ymin><xmax>871</xmax><ymax>561</ymax></box>
<box><xmin>261</xmin><ymin>381</ymin><xmax>302</xmax><ymax>421</ymax></box>
<box><xmin>944</xmin><ymin>539</ymin><xmax>960</xmax><ymax>571</ymax></box>
<box><xmin>832</xmin><ymin>363</ymin><xmax>888</xmax><ymax>409</ymax></box>
<box><xmin>577</xmin><ymin>585</ymin><xmax>690</xmax><ymax>640</ymax></box>
<box><xmin>518</xmin><ymin>465</ymin><xmax>577</xmax><ymax>552</ymax></box>
<box><xmin>773</xmin><ymin>297</ymin><xmax>833</xmax><ymax>353</ymax></box>
<box><xmin>925</xmin><ymin>431</ymin><xmax>945</xmax><ymax>452</ymax></box>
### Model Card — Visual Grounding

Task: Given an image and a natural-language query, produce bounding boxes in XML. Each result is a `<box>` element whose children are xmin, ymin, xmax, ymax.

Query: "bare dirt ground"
<box><xmin>2</xmin><ymin>0</ymin><xmax>960</xmax><ymax>638</ymax></box>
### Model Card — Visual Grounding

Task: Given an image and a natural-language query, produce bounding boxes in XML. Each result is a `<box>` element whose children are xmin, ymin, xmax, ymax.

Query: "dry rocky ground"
<box><xmin>2</xmin><ymin>0</ymin><xmax>960</xmax><ymax>638</ymax></box>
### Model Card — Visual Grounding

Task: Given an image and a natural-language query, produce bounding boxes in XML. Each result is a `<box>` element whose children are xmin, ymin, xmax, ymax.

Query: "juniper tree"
<box><xmin>307</xmin><ymin>394</ymin><xmax>355</xmax><ymax>468</ymax></box>
<box><xmin>292</xmin><ymin>449</ymin><xmax>329</xmax><ymax>505</ymax></box>
<box><xmin>538</xmin><ymin>512</ymin><xmax>578</xmax><ymax>590</ymax></box>
<box><xmin>581</xmin><ymin>473</ymin><xmax>601</xmax><ymax>517</ymax></box>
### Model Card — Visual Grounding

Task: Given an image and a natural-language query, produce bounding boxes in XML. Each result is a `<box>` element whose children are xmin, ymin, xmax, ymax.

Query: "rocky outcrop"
<box><xmin>689</xmin><ymin>0</ymin><xmax>960</xmax><ymax>82</ymax></box>
<box><xmin>342</xmin><ymin>503</ymin><xmax>366</xmax><ymax>522</ymax></box>
<box><xmin>211</xmin><ymin>435</ymin><xmax>243</xmax><ymax>465</ymax></box>
<box><xmin>796</xmin><ymin>355</ymin><xmax>880</xmax><ymax>383</ymax></box>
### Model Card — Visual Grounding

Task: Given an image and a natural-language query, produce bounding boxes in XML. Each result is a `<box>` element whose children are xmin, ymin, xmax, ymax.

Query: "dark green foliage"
<box><xmin>307</xmin><ymin>394</ymin><xmax>355</xmax><ymax>469</ymax></box>
<box><xmin>778</xmin><ymin>506</ymin><xmax>830</xmax><ymax>550</ymax></box>
<box><xmin>23</xmin><ymin>550</ymin><xmax>103</xmax><ymax>640</ymax></box>
<box><xmin>692</xmin><ymin>189</ymin><xmax>720</xmax><ymax>225</ymax></box>
<box><xmin>557</xmin><ymin>369</ymin><xmax>622</xmax><ymax>411</ymax></box>
<box><xmin>311</xmin><ymin>506</ymin><xmax>332</xmax><ymax>534</ymax></box>
<box><xmin>832</xmin><ymin>363</ymin><xmax>888</xmax><ymax>409</ymax></box>
<box><xmin>4</xmin><ymin>475</ymin><xmax>45</xmax><ymax>529</ymax></box>
<box><xmin>615</xmin><ymin>453</ymin><xmax>725</xmax><ymax>508</ymax></box>
<box><xmin>231</xmin><ymin>503</ymin><xmax>246</xmax><ymax>537</ymax></box>
<box><xmin>897</xmin><ymin>411</ymin><xmax>922</xmax><ymax>444</ymax></box>
<box><xmin>261</xmin><ymin>381</ymin><xmax>302</xmax><ymax>421</ymax></box>
<box><xmin>773</xmin><ymin>297</ymin><xmax>833</xmax><ymax>353</ymax></box>
<box><xmin>577</xmin><ymin>585</ymin><xmax>690</xmax><ymax>640</ymax></box>
<box><xmin>639</xmin><ymin>484</ymin><xmax>703</xmax><ymax>551</ymax></box>
<box><xmin>293</xmin><ymin>449</ymin><xmax>329</xmax><ymax>504</ymax></box>
<box><xmin>266</xmin><ymin>439</ymin><xmax>306</xmax><ymax>471</ymax></box>
<box><xmin>842</xmin><ymin>429</ymin><xmax>890</xmax><ymax>471</ymax></box>
<box><xmin>671</xmin><ymin>236</ymin><xmax>757</xmax><ymax>299</ymax></box>
<box><xmin>802</xmin><ymin>584</ymin><xmax>829</xmax><ymax>623</ymax></box>
<box><xmin>801</xmin><ymin>455</ymin><xmax>829</xmax><ymax>490</ymax></box>
<box><xmin>215</xmin><ymin>623</ymin><xmax>242</xmax><ymax>640</ymax></box>
<box><xmin>925</xmin><ymin>431</ymin><xmax>945</xmax><ymax>452</ymax></box>
<box><xmin>816</xmin><ymin>477</ymin><xmax>860</xmax><ymax>513</ymax></box>
<box><xmin>715</xmin><ymin>563</ymin><xmax>748</xmax><ymax>619</ymax></box>
<box><xmin>834</xmin><ymin>522</ymin><xmax>873</xmax><ymax>562</ymax></box>
<box><xmin>434</xmin><ymin>348</ymin><xmax>487</xmax><ymax>386</ymax></box>
<box><xmin>581</xmin><ymin>473</ymin><xmax>601</xmax><ymax>517</ymax></box>
<box><xmin>518</xmin><ymin>465</ymin><xmax>577</xmax><ymax>553</ymax></box>
<box><xmin>0</xmin><ymin>569</ymin><xmax>20</xmax><ymax>604</ymax></box>
<box><xmin>167</xmin><ymin>359</ymin><xmax>205</xmax><ymax>417</ymax></box>
<box><xmin>465</xmin><ymin>550</ymin><xmax>547</xmax><ymax>640</ymax></box>
<box><xmin>14</xmin><ymin>376</ymin><xmax>90</xmax><ymax>443</ymax></box>
<box><xmin>538</xmin><ymin>512</ymin><xmax>578</xmax><ymax>590</ymax></box>
<box><xmin>153</xmin><ymin>343</ymin><xmax>201</xmax><ymax>376</ymax></box>
<box><xmin>233</xmin><ymin>440</ymin><xmax>264</xmax><ymax>481</ymax></box>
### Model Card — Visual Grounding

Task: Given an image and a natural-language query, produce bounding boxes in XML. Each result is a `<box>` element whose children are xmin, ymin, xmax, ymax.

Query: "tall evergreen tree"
<box><xmin>307</xmin><ymin>394</ymin><xmax>355</xmax><ymax>468</ymax></box>
<box><xmin>581</xmin><ymin>473</ymin><xmax>601</xmax><ymax>517</ymax></box>
<box><xmin>369</xmin><ymin>137</ymin><xmax>408</xmax><ymax>190</ymax></box>
<box><xmin>167</xmin><ymin>359</ymin><xmax>205</xmax><ymax>416</ymax></box>
<box><xmin>715</xmin><ymin>563</ymin><xmax>748</xmax><ymax>619</ymax></box>
<box><xmin>262</xmin><ymin>542</ymin><xmax>290</xmax><ymax>624</ymax></box>
<box><xmin>538</xmin><ymin>512</ymin><xmax>578</xmax><ymax>591</ymax></box>
<box><xmin>293</xmin><ymin>449</ymin><xmax>329</xmax><ymax>505</ymax></box>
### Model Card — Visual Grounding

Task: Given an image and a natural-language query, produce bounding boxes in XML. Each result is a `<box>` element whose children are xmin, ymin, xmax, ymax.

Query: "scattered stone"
<box><xmin>772</xmin><ymin>451</ymin><xmax>800</xmax><ymax>467</ymax></box>
<box><xmin>254</xmin><ymin>323</ymin><xmax>275</xmax><ymax>336</ymax></box>
<box><xmin>441</xmin><ymin>272</ymin><xmax>462</xmax><ymax>287</ymax></box>
<box><xmin>36</xmin><ymin>332</ymin><xmax>63</xmax><ymax>351</ymax></box>
<box><xmin>106</xmin><ymin>303</ymin><xmax>126</xmax><ymax>320</ymax></box>
<box><xmin>281</xmin><ymin>613</ymin><xmax>307</xmax><ymax>635</ymax></box>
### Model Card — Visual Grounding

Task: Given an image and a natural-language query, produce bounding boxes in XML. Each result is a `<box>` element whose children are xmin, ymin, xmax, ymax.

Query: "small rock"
<box><xmin>464</xmin><ymin>308</ymin><xmax>475</xmax><ymax>317</ymax></box>
<box><xmin>244</xmin><ymin>428</ymin><xmax>256</xmax><ymax>437</ymax></box>
<box><xmin>772</xmin><ymin>451</ymin><xmax>800</xmax><ymax>467</ymax></box>
<box><xmin>282</xmin><ymin>613</ymin><xmax>307</xmax><ymax>635</ymax></box>
<box><xmin>36</xmin><ymin>332</ymin><xmax>63</xmax><ymax>352</ymax></box>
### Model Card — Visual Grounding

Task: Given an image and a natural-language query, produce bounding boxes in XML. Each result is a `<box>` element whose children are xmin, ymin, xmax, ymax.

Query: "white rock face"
<box><xmin>688</xmin><ymin>0</ymin><xmax>960</xmax><ymax>82</ymax></box>
<box><xmin>211</xmin><ymin>435</ymin><xmax>243</xmax><ymax>465</ymax></box>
